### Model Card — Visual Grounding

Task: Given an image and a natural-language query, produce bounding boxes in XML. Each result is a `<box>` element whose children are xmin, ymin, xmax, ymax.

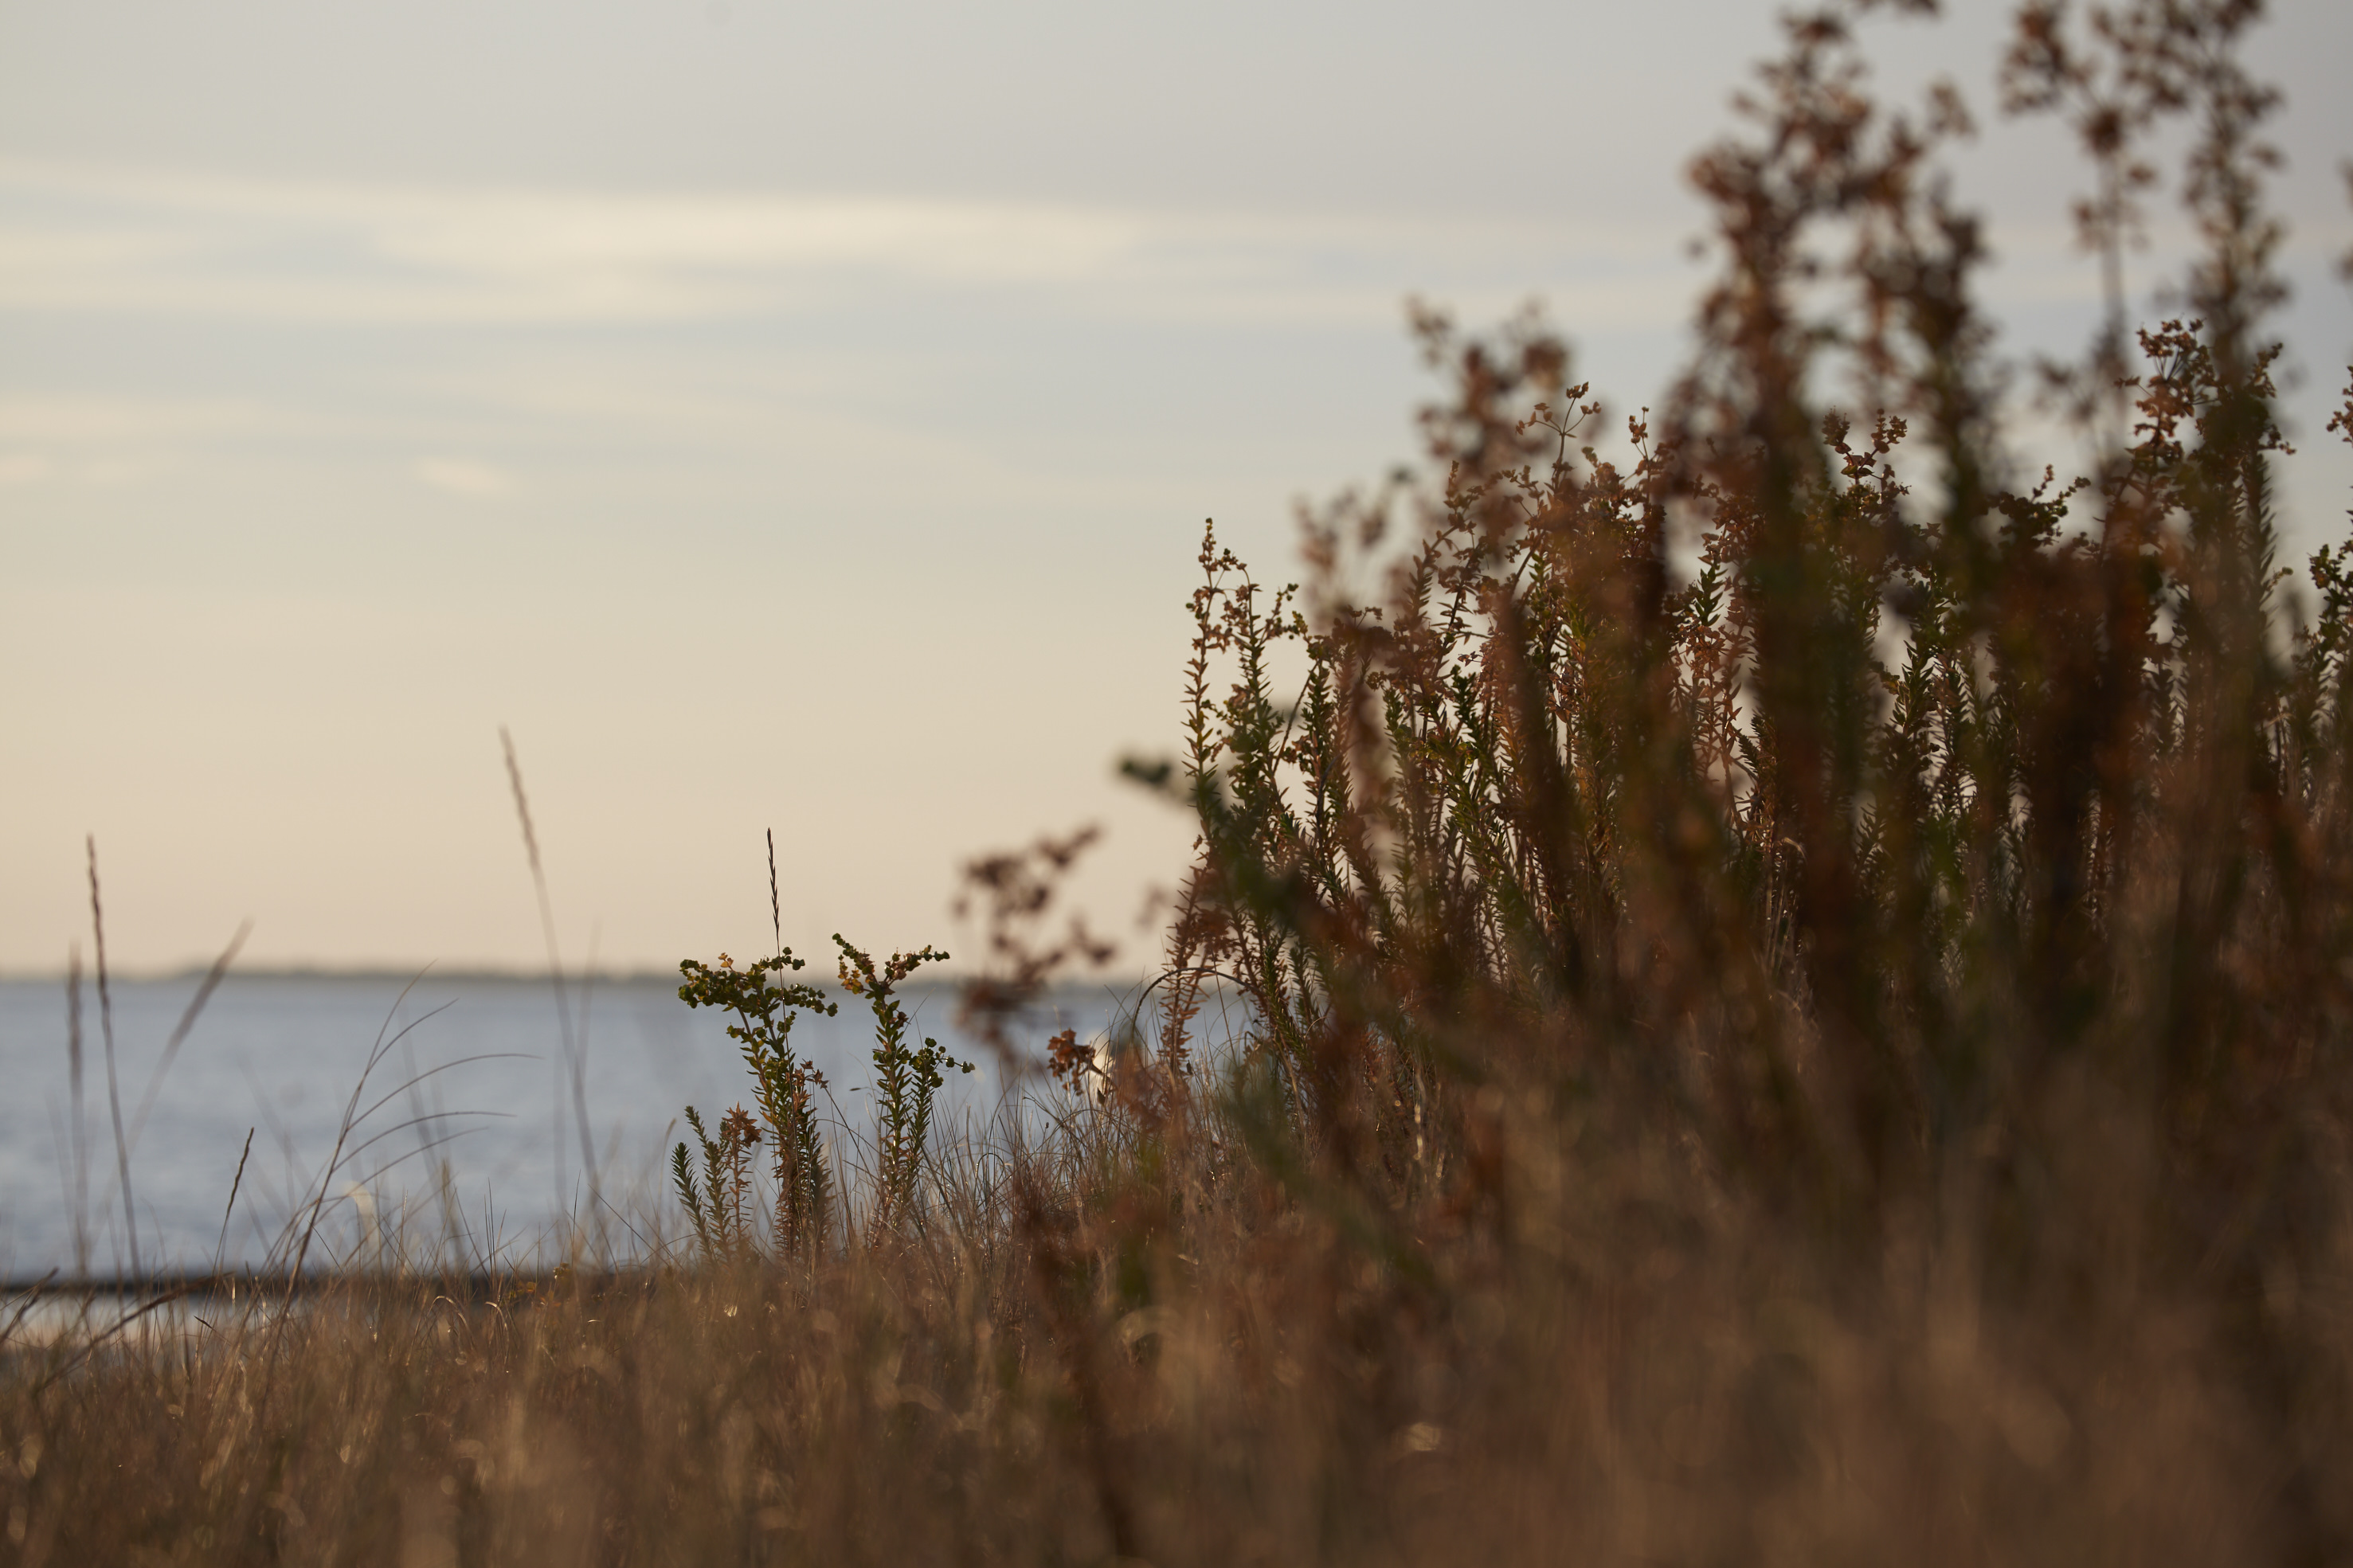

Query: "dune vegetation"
<box><xmin>9</xmin><ymin>1</ymin><xmax>2353</xmax><ymax>1562</ymax></box>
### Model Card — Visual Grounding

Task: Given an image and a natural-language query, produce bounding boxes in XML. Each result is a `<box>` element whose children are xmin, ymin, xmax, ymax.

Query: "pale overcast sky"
<box><xmin>3</xmin><ymin>0</ymin><xmax>2349</xmax><ymax>973</ymax></box>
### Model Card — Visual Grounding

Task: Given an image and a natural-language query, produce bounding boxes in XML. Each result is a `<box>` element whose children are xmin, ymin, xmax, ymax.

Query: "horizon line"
<box><xmin>0</xmin><ymin>962</ymin><xmax>1169</xmax><ymax>991</ymax></box>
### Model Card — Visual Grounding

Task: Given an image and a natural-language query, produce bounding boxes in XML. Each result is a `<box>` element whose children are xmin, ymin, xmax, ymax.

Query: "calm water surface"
<box><xmin>0</xmin><ymin>972</ymin><xmax>1129</xmax><ymax>1277</ymax></box>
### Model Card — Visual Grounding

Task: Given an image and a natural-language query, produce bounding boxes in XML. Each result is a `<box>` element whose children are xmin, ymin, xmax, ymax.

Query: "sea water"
<box><xmin>0</xmin><ymin>972</ymin><xmax>1134</xmax><ymax>1279</ymax></box>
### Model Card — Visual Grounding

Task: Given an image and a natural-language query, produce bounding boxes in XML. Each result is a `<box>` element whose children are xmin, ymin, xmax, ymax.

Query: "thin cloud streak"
<box><xmin>0</xmin><ymin>159</ymin><xmax>1701</xmax><ymax>330</ymax></box>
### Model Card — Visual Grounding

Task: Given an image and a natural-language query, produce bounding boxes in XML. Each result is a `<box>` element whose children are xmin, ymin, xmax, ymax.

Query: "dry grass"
<box><xmin>0</xmin><ymin>1135</ymin><xmax>2316</xmax><ymax>1566</ymax></box>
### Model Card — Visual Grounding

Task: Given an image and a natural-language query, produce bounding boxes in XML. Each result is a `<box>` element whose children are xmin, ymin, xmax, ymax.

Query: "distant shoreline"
<box><xmin>0</xmin><ymin>965</ymin><xmax>1165</xmax><ymax>991</ymax></box>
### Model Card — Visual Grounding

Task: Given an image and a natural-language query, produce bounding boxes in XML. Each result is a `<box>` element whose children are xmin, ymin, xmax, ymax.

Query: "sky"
<box><xmin>2</xmin><ymin>0</ymin><xmax>2350</xmax><ymax>977</ymax></box>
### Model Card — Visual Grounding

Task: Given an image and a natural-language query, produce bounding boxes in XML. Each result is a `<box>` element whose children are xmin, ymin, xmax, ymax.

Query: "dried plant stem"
<box><xmin>500</xmin><ymin>726</ymin><xmax>605</xmax><ymax>1261</ymax></box>
<box><xmin>213</xmin><ymin>1127</ymin><xmax>254</xmax><ymax>1276</ymax></box>
<box><xmin>126</xmin><ymin>921</ymin><xmax>249</xmax><ymax>1158</ymax></box>
<box><xmin>86</xmin><ymin>836</ymin><xmax>137</xmax><ymax>1281</ymax></box>
<box><xmin>64</xmin><ymin>944</ymin><xmax>88</xmax><ymax>1278</ymax></box>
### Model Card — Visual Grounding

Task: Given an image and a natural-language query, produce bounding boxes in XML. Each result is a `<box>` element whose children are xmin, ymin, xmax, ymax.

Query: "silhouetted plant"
<box><xmin>670</xmin><ymin>1101</ymin><xmax>762</xmax><ymax>1262</ymax></box>
<box><xmin>675</xmin><ymin>950</ymin><xmax>836</xmax><ymax>1259</ymax></box>
<box><xmin>834</xmin><ymin>935</ymin><xmax>969</xmax><ymax>1234</ymax></box>
<box><xmin>1133</xmin><ymin>0</ymin><xmax>2353</xmax><ymax>1551</ymax></box>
